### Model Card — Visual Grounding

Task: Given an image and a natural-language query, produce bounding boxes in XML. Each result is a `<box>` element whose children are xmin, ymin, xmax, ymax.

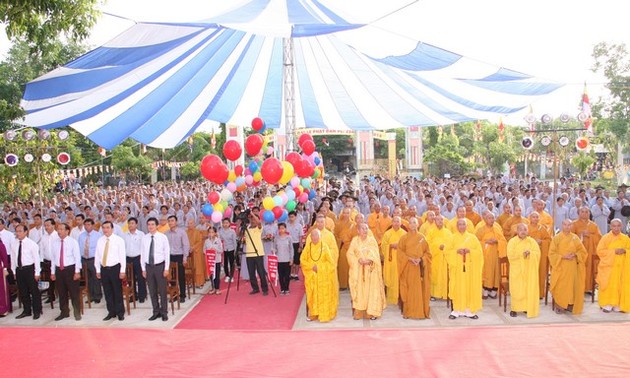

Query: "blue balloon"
<box><xmin>308</xmin><ymin>189</ymin><xmax>316</xmax><ymax>200</ymax></box>
<box><xmin>249</xmin><ymin>161</ymin><xmax>258</xmax><ymax>173</ymax></box>
<box><xmin>273</xmin><ymin>195</ymin><xmax>283</xmax><ymax>207</ymax></box>
<box><xmin>286</xmin><ymin>189</ymin><xmax>296</xmax><ymax>201</ymax></box>
<box><xmin>314</xmin><ymin>157</ymin><xmax>321</xmax><ymax>166</ymax></box>
<box><xmin>278</xmin><ymin>210</ymin><xmax>288</xmax><ymax>222</ymax></box>
<box><xmin>202</xmin><ymin>203</ymin><xmax>214</xmax><ymax>216</ymax></box>
<box><xmin>263</xmin><ymin>210</ymin><xmax>275</xmax><ymax>223</ymax></box>
<box><xmin>235</xmin><ymin>176</ymin><xmax>245</xmax><ymax>187</ymax></box>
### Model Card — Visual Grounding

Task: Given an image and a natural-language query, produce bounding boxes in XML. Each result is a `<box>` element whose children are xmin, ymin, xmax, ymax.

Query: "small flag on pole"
<box><xmin>97</xmin><ymin>147</ymin><xmax>106</xmax><ymax>157</ymax></box>
<box><xmin>498</xmin><ymin>117</ymin><xmax>505</xmax><ymax>142</ymax></box>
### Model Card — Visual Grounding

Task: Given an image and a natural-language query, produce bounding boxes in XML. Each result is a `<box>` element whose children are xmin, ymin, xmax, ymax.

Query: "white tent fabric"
<box><xmin>19</xmin><ymin>0</ymin><xmax>563</xmax><ymax>149</ymax></box>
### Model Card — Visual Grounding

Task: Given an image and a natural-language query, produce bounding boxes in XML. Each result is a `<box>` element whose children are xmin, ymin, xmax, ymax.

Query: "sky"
<box><xmin>2</xmin><ymin>0</ymin><xmax>629</xmax><ymax>127</ymax></box>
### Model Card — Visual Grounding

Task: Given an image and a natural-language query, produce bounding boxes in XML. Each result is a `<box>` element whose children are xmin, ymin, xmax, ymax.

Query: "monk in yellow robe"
<box><xmin>157</xmin><ymin>216</ymin><xmax>169</xmax><ymax>233</ymax></box>
<box><xmin>334</xmin><ymin>208</ymin><xmax>354</xmax><ymax>290</ymax></box>
<box><xmin>447</xmin><ymin>219</ymin><xmax>484</xmax><ymax>319</ymax></box>
<box><xmin>301</xmin><ymin>229</ymin><xmax>338</xmax><ymax>322</ymax></box>
<box><xmin>528</xmin><ymin>212</ymin><xmax>551</xmax><ymax>298</ymax></box>
<box><xmin>367</xmin><ymin>204</ymin><xmax>392</xmax><ymax>246</ymax></box>
<box><xmin>475</xmin><ymin>212</ymin><xmax>507</xmax><ymax>299</ymax></box>
<box><xmin>570</xmin><ymin>207</ymin><xmax>602</xmax><ymax>293</ymax></box>
<box><xmin>427</xmin><ymin>216</ymin><xmax>452</xmax><ymax>300</ymax></box>
<box><xmin>447</xmin><ymin>207</ymin><xmax>474</xmax><ymax>233</ymax></box>
<box><xmin>549</xmin><ymin>219</ymin><xmax>588</xmax><ymax>314</ymax></box>
<box><xmin>392</xmin><ymin>208</ymin><xmax>411</xmax><ymax>230</ymax></box>
<box><xmin>397</xmin><ymin>217</ymin><xmax>431</xmax><ymax>319</ymax></box>
<box><xmin>502</xmin><ymin>206</ymin><xmax>529</xmax><ymax>240</ymax></box>
<box><xmin>347</xmin><ymin>223</ymin><xmax>386</xmax><ymax>320</ymax></box>
<box><xmin>419</xmin><ymin>210</ymin><xmax>436</xmax><ymax>236</ymax></box>
<box><xmin>528</xmin><ymin>199</ymin><xmax>553</xmax><ymax>231</ymax></box>
<box><xmin>507</xmin><ymin>224</ymin><xmax>541</xmax><ymax>318</ymax></box>
<box><xmin>304</xmin><ymin>214</ymin><xmax>339</xmax><ymax>262</ymax></box>
<box><xmin>465</xmin><ymin>200</ymin><xmax>482</xmax><ymax>226</ymax></box>
<box><xmin>380</xmin><ymin>216</ymin><xmax>407</xmax><ymax>305</ymax></box>
<box><xmin>310</xmin><ymin>208</ymin><xmax>335</xmax><ymax>232</ymax></box>
<box><xmin>596</xmin><ymin>219</ymin><xmax>630</xmax><ymax>313</ymax></box>
<box><xmin>186</xmin><ymin>219</ymin><xmax>205</xmax><ymax>286</ymax></box>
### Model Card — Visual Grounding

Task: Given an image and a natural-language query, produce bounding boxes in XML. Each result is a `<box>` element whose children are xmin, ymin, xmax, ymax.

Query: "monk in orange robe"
<box><xmin>570</xmin><ymin>207</ymin><xmax>602</xmax><ymax>293</ymax></box>
<box><xmin>497</xmin><ymin>204</ymin><xmax>513</xmax><ymax>229</ymax></box>
<box><xmin>502</xmin><ymin>206</ymin><xmax>529</xmax><ymax>240</ymax></box>
<box><xmin>549</xmin><ymin>219</ymin><xmax>588</xmax><ymax>314</ymax></box>
<box><xmin>475</xmin><ymin>211</ymin><xmax>507</xmax><ymax>299</ymax></box>
<box><xmin>397</xmin><ymin>217</ymin><xmax>431</xmax><ymax>319</ymax></box>
<box><xmin>367</xmin><ymin>204</ymin><xmax>392</xmax><ymax>246</ymax></box>
<box><xmin>334</xmin><ymin>208</ymin><xmax>354</xmax><ymax>290</ymax></box>
<box><xmin>186</xmin><ymin>219</ymin><xmax>205</xmax><ymax>287</ymax></box>
<box><xmin>528</xmin><ymin>212</ymin><xmax>551</xmax><ymax>298</ymax></box>
<box><xmin>596</xmin><ymin>219</ymin><xmax>630</xmax><ymax>313</ymax></box>
<box><xmin>465</xmin><ymin>200</ymin><xmax>482</xmax><ymax>226</ymax></box>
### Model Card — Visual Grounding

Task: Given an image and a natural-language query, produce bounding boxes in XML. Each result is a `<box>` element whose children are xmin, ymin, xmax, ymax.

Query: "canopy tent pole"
<box><xmin>283</xmin><ymin>37</ymin><xmax>297</xmax><ymax>154</ymax></box>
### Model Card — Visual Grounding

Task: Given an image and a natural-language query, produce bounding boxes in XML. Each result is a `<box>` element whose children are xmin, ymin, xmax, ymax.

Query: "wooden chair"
<box><xmin>167</xmin><ymin>262</ymin><xmax>181</xmax><ymax>315</ymax></box>
<box><xmin>184</xmin><ymin>255</ymin><xmax>195</xmax><ymax>297</ymax></box>
<box><xmin>78</xmin><ymin>263</ymin><xmax>92</xmax><ymax>314</ymax></box>
<box><xmin>591</xmin><ymin>255</ymin><xmax>600</xmax><ymax>303</ymax></box>
<box><xmin>122</xmin><ymin>263</ymin><xmax>137</xmax><ymax>315</ymax></box>
<box><xmin>498</xmin><ymin>256</ymin><xmax>509</xmax><ymax>312</ymax></box>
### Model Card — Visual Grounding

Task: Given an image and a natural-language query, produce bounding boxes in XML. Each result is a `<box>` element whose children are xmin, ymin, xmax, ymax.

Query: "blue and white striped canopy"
<box><xmin>20</xmin><ymin>0</ymin><xmax>563</xmax><ymax>149</ymax></box>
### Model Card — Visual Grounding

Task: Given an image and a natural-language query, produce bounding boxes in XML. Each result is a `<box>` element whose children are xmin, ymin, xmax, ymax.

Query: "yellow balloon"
<box><xmin>213</xmin><ymin>203</ymin><xmax>224</xmax><ymax>213</ymax></box>
<box><xmin>228</xmin><ymin>171</ymin><xmax>237</xmax><ymax>182</ymax></box>
<box><xmin>253</xmin><ymin>171</ymin><xmax>262</xmax><ymax>182</ymax></box>
<box><xmin>279</xmin><ymin>161</ymin><xmax>294</xmax><ymax>184</ymax></box>
<box><xmin>263</xmin><ymin>196</ymin><xmax>274</xmax><ymax>210</ymax></box>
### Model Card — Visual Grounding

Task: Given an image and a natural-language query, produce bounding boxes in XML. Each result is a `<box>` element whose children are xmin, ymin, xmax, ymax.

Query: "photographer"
<box><xmin>244</xmin><ymin>213</ymin><xmax>269</xmax><ymax>296</ymax></box>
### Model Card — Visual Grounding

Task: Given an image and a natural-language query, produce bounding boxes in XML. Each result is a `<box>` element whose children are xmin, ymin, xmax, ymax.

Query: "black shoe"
<box><xmin>44</xmin><ymin>298</ymin><xmax>53</xmax><ymax>304</ymax></box>
<box><xmin>103</xmin><ymin>314</ymin><xmax>115</xmax><ymax>321</ymax></box>
<box><xmin>510</xmin><ymin>311</ymin><xmax>517</xmax><ymax>318</ymax></box>
<box><xmin>33</xmin><ymin>313</ymin><xmax>40</xmax><ymax>320</ymax></box>
<box><xmin>448</xmin><ymin>315</ymin><xmax>457</xmax><ymax>320</ymax></box>
<box><xmin>162</xmin><ymin>314</ymin><xmax>168</xmax><ymax>321</ymax></box>
<box><xmin>55</xmin><ymin>314</ymin><xmax>69</xmax><ymax>321</ymax></box>
<box><xmin>93</xmin><ymin>299</ymin><xmax>101</xmax><ymax>304</ymax></box>
<box><xmin>249</xmin><ymin>290</ymin><xmax>260</xmax><ymax>295</ymax></box>
<box><xmin>262</xmin><ymin>291</ymin><xmax>269</xmax><ymax>296</ymax></box>
<box><xmin>468</xmin><ymin>315</ymin><xmax>479</xmax><ymax>320</ymax></box>
<box><xmin>16</xmin><ymin>313</ymin><xmax>31</xmax><ymax>319</ymax></box>
<box><xmin>180</xmin><ymin>298</ymin><xmax>186</xmax><ymax>303</ymax></box>
<box><xmin>118</xmin><ymin>314</ymin><xmax>124</xmax><ymax>321</ymax></box>
<box><xmin>74</xmin><ymin>315</ymin><xmax>82</xmax><ymax>321</ymax></box>
<box><xmin>149</xmin><ymin>314</ymin><xmax>160</xmax><ymax>321</ymax></box>
<box><xmin>139</xmin><ymin>299</ymin><xmax>145</xmax><ymax>304</ymax></box>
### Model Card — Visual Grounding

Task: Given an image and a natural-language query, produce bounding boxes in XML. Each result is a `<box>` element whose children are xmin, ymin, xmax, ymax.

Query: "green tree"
<box><xmin>0</xmin><ymin>0</ymin><xmax>100</xmax><ymax>48</ymax></box>
<box><xmin>110</xmin><ymin>141</ymin><xmax>151</xmax><ymax>183</ymax></box>
<box><xmin>572</xmin><ymin>153</ymin><xmax>596</xmax><ymax>179</ymax></box>
<box><xmin>424</xmin><ymin>133</ymin><xmax>471</xmax><ymax>177</ymax></box>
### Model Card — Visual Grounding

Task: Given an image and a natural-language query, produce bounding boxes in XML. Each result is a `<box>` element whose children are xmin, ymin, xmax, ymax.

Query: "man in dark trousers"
<box><xmin>94</xmin><ymin>222</ymin><xmax>127</xmax><ymax>321</ymax></box>
<box><xmin>142</xmin><ymin>218</ymin><xmax>170</xmax><ymax>321</ymax></box>
<box><xmin>11</xmin><ymin>225</ymin><xmax>42</xmax><ymax>319</ymax></box>
<box><xmin>51</xmin><ymin>223</ymin><xmax>82</xmax><ymax>321</ymax></box>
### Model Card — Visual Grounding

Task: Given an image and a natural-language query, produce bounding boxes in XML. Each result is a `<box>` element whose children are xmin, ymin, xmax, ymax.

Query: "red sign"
<box><xmin>267</xmin><ymin>255</ymin><xmax>278</xmax><ymax>285</ymax></box>
<box><xmin>205</xmin><ymin>249</ymin><xmax>217</xmax><ymax>276</ymax></box>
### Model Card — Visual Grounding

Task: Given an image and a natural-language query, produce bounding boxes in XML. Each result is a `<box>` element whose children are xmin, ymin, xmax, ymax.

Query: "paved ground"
<box><xmin>293</xmin><ymin>290</ymin><xmax>630</xmax><ymax>330</ymax></box>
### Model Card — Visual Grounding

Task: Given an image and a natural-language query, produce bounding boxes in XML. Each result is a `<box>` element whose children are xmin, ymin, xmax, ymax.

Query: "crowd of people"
<box><xmin>1</xmin><ymin>174</ymin><xmax>629</xmax><ymax>324</ymax></box>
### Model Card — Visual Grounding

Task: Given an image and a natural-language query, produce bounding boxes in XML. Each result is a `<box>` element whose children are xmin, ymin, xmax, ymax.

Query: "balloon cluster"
<box><xmin>199</xmin><ymin>118</ymin><xmax>324</xmax><ymax>223</ymax></box>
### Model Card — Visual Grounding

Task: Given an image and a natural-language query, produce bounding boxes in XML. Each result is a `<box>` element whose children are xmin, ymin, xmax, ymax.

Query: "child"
<box><xmin>273</xmin><ymin>223</ymin><xmax>293</xmax><ymax>295</ymax></box>
<box><xmin>204</xmin><ymin>226</ymin><xmax>224</xmax><ymax>295</ymax></box>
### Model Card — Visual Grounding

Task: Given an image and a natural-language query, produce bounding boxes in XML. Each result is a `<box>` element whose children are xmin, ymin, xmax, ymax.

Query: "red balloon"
<box><xmin>251</xmin><ymin>117</ymin><xmax>265</xmax><ymax>132</ymax></box>
<box><xmin>301</xmin><ymin>139</ymin><xmax>316</xmax><ymax>156</ymax></box>
<box><xmin>234</xmin><ymin>164</ymin><xmax>243</xmax><ymax>176</ymax></box>
<box><xmin>298</xmin><ymin>133</ymin><xmax>314</xmax><ymax>148</ymax></box>
<box><xmin>200</xmin><ymin>154</ymin><xmax>229</xmax><ymax>185</ymax></box>
<box><xmin>245</xmin><ymin>134</ymin><xmax>264</xmax><ymax>156</ymax></box>
<box><xmin>285</xmin><ymin>151</ymin><xmax>301</xmax><ymax>168</ymax></box>
<box><xmin>293</xmin><ymin>187</ymin><xmax>301</xmax><ymax>198</ymax></box>
<box><xmin>272</xmin><ymin>206</ymin><xmax>283</xmax><ymax>219</ymax></box>
<box><xmin>207</xmin><ymin>191</ymin><xmax>220</xmax><ymax>204</ymax></box>
<box><xmin>223</xmin><ymin>140</ymin><xmax>242</xmax><ymax>161</ymax></box>
<box><xmin>260</xmin><ymin>157</ymin><xmax>283</xmax><ymax>185</ymax></box>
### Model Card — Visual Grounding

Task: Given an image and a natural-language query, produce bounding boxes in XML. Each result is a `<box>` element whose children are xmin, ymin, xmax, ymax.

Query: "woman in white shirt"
<box><xmin>204</xmin><ymin>226</ymin><xmax>224</xmax><ymax>295</ymax></box>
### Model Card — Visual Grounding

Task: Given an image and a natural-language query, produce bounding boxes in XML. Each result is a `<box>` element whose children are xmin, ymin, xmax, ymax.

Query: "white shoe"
<box><xmin>613</xmin><ymin>306</ymin><xmax>622</xmax><ymax>312</ymax></box>
<box><xmin>224</xmin><ymin>277</ymin><xmax>230</xmax><ymax>283</ymax></box>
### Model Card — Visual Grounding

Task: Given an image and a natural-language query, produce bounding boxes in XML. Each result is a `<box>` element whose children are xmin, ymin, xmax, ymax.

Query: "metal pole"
<box><xmin>551</xmin><ymin>134</ymin><xmax>558</xmax><ymax>235</ymax></box>
<box><xmin>283</xmin><ymin>37</ymin><xmax>297</xmax><ymax>154</ymax></box>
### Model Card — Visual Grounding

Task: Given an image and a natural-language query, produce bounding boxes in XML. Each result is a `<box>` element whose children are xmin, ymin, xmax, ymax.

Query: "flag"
<box><xmin>498</xmin><ymin>117</ymin><xmax>505</xmax><ymax>142</ymax></box>
<box><xmin>97</xmin><ymin>147</ymin><xmax>106</xmax><ymax>157</ymax></box>
<box><xmin>580</xmin><ymin>84</ymin><xmax>593</xmax><ymax>133</ymax></box>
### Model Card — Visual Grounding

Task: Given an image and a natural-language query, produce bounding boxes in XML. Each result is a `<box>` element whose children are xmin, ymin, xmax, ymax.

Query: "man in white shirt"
<box><xmin>70</xmin><ymin>214</ymin><xmax>85</xmax><ymax>241</ymax></box>
<box><xmin>125</xmin><ymin>217</ymin><xmax>147</xmax><ymax>303</ymax></box>
<box><xmin>40</xmin><ymin>218</ymin><xmax>59</xmax><ymax>304</ymax></box>
<box><xmin>11</xmin><ymin>225</ymin><xmax>42</xmax><ymax>319</ymax></box>
<box><xmin>27</xmin><ymin>214</ymin><xmax>44</xmax><ymax>245</ymax></box>
<box><xmin>95</xmin><ymin>221</ymin><xmax>127</xmax><ymax>321</ymax></box>
<box><xmin>51</xmin><ymin>223</ymin><xmax>82</xmax><ymax>321</ymax></box>
<box><xmin>141</xmin><ymin>217</ymin><xmax>170</xmax><ymax>321</ymax></box>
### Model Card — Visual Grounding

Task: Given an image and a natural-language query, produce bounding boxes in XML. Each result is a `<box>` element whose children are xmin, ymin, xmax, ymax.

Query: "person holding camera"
<box><xmin>244</xmin><ymin>214</ymin><xmax>268</xmax><ymax>296</ymax></box>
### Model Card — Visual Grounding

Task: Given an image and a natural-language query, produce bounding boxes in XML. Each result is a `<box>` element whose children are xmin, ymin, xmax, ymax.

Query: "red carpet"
<box><xmin>3</xmin><ymin>323</ymin><xmax>630</xmax><ymax>376</ymax></box>
<box><xmin>176</xmin><ymin>275</ymin><xmax>305</xmax><ymax>330</ymax></box>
